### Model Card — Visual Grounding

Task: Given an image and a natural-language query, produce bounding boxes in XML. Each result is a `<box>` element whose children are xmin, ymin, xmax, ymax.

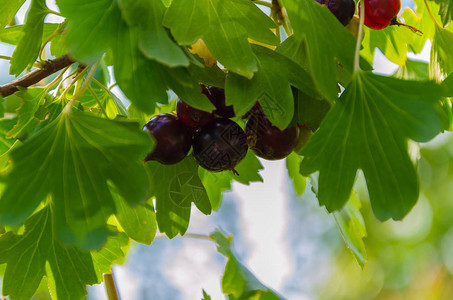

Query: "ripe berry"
<box><xmin>176</xmin><ymin>98</ymin><xmax>214</xmax><ymax>127</ymax></box>
<box><xmin>361</xmin><ymin>0</ymin><xmax>400</xmax><ymax>30</ymax></box>
<box><xmin>143</xmin><ymin>114</ymin><xmax>192</xmax><ymax>164</ymax></box>
<box><xmin>246</xmin><ymin>108</ymin><xmax>300</xmax><ymax>160</ymax></box>
<box><xmin>193</xmin><ymin>118</ymin><xmax>248</xmax><ymax>172</ymax></box>
<box><xmin>316</xmin><ymin>0</ymin><xmax>355</xmax><ymax>26</ymax></box>
<box><xmin>201</xmin><ymin>85</ymin><xmax>235</xmax><ymax>118</ymax></box>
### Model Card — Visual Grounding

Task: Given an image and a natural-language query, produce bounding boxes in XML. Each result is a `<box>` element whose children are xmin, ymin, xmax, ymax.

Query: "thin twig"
<box><xmin>0</xmin><ymin>54</ymin><xmax>76</xmax><ymax>98</ymax></box>
<box><xmin>104</xmin><ymin>272</ymin><xmax>121</xmax><ymax>300</ymax></box>
<box><xmin>63</xmin><ymin>61</ymin><xmax>99</xmax><ymax>112</ymax></box>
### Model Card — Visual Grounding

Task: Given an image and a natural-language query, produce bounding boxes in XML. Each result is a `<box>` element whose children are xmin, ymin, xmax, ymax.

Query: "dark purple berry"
<box><xmin>245</xmin><ymin>109</ymin><xmax>300</xmax><ymax>160</ymax></box>
<box><xmin>201</xmin><ymin>85</ymin><xmax>235</xmax><ymax>118</ymax></box>
<box><xmin>193</xmin><ymin>118</ymin><xmax>248</xmax><ymax>172</ymax></box>
<box><xmin>316</xmin><ymin>0</ymin><xmax>355</xmax><ymax>26</ymax></box>
<box><xmin>143</xmin><ymin>113</ymin><xmax>192</xmax><ymax>164</ymax></box>
<box><xmin>176</xmin><ymin>98</ymin><xmax>214</xmax><ymax>127</ymax></box>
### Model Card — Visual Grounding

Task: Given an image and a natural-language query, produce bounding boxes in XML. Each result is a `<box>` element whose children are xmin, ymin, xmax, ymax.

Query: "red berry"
<box><xmin>193</xmin><ymin>118</ymin><xmax>248</xmax><ymax>172</ymax></box>
<box><xmin>176</xmin><ymin>98</ymin><xmax>214</xmax><ymax>127</ymax></box>
<box><xmin>143</xmin><ymin>114</ymin><xmax>192</xmax><ymax>164</ymax></box>
<box><xmin>360</xmin><ymin>0</ymin><xmax>400</xmax><ymax>30</ymax></box>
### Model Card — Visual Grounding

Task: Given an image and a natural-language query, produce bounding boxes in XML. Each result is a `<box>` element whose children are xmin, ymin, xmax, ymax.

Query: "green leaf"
<box><xmin>211</xmin><ymin>230</ymin><xmax>282</xmax><ymax>299</ymax></box>
<box><xmin>163</xmin><ymin>0</ymin><xmax>278</xmax><ymax>78</ymax></box>
<box><xmin>441</xmin><ymin>72</ymin><xmax>453</xmax><ymax>96</ymax></box>
<box><xmin>9</xmin><ymin>0</ymin><xmax>48</xmax><ymax>75</ymax></box>
<box><xmin>0</xmin><ymin>206</ymin><xmax>128</xmax><ymax>300</ymax></box>
<box><xmin>393</xmin><ymin>59</ymin><xmax>430</xmax><ymax>80</ymax></box>
<box><xmin>112</xmin><ymin>23</ymin><xmax>214</xmax><ymax>114</ymax></box>
<box><xmin>202</xmin><ymin>289</ymin><xmax>212</xmax><ymax>300</ymax></box>
<box><xmin>309</xmin><ymin>175</ymin><xmax>367</xmax><ymax>268</ymax></box>
<box><xmin>0</xmin><ymin>109</ymin><xmax>153</xmax><ymax>249</ymax></box>
<box><xmin>0</xmin><ymin>23</ymin><xmax>59</xmax><ymax>45</ymax></box>
<box><xmin>432</xmin><ymin>26</ymin><xmax>453</xmax><ymax>75</ymax></box>
<box><xmin>361</xmin><ymin>26</ymin><xmax>411</xmax><ymax>67</ymax></box>
<box><xmin>0</xmin><ymin>0</ymin><xmax>25</xmax><ymax>29</ymax></box>
<box><xmin>226</xmin><ymin>45</ymin><xmax>318</xmax><ymax>129</ymax></box>
<box><xmin>286</xmin><ymin>153</ymin><xmax>306</xmax><ymax>196</ymax></box>
<box><xmin>6</xmin><ymin>88</ymin><xmax>50</xmax><ymax>140</ymax></box>
<box><xmin>334</xmin><ymin>194</ymin><xmax>367</xmax><ymax>268</ymax></box>
<box><xmin>147</xmin><ymin>156</ymin><xmax>211</xmax><ymax>238</ymax></box>
<box><xmin>119</xmin><ymin>0</ymin><xmax>189</xmax><ymax>67</ymax></box>
<box><xmin>433</xmin><ymin>0</ymin><xmax>453</xmax><ymax>26</ymax></box>
<box><xmin>0</xmin><ymin>118</ymin><xmax>16</xmax><ymax>156</ymax></box>
<box><xmin>57</xmin><ymin>0</ymin><xmax>122</xmax><ymax>63</ymax></box>
<box><xmin>199</xmin><ymin>151</ymin><xmax>263</xmax><ymax>210</ymax></box>
<box><xmin>300</xmin><ymin>71</ymin><xmax>444</xmax><ymax>220</ymax></box>
<box><xmin>188</xmin><ymin>63</ymin><xmax>226</xmax><ymax>89</ymax></box>
<box><xmin>294</xmin><ymin>88</ymin><xmax>331</xmax><ymax>132</ymax></box>
<box><xmin>113</xmin><ymin>189</ymin><xmax>157</xmax><ymax>245</ymax></box>
<box><xmin>282</xmin><ymin>0</ymin><xmax>356</xmax><ymax>102</ymax></box>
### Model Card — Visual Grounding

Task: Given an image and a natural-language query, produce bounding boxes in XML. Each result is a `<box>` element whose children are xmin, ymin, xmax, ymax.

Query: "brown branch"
<box><xmin>0</xmin><ymin>54</ymin><xmax>76</xmax><ymax>98</ymax></box>
<box><xmin>104</xmin><ymin>273</ymin><xmax>121</xmax><ymax>300</ymax></box>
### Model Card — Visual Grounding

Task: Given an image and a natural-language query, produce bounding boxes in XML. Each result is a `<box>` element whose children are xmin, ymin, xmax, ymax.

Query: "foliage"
<box><xmin>0</xmin><ymin>0</ymin><xmax>451</xmax><ymax>298</ymax></box>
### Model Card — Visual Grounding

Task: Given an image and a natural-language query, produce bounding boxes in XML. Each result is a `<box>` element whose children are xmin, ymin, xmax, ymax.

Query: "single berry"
<box><xmin>360</xmin><ymin>0</ymin><xmax>400</xmax><ymax>30</ymax></box>
<box><xmin>246</xmin><ymin>109</ymin><xmax>300</xmax><ymax>160</ymax></box>
<box><xmin>176</xmin><ymin>98</ymin><xmax>214</xmax><ymax>127</ymax></box>
<box><xmin>143</xmin><ymin>113</ymin><xmax>192</xmax><ymax>164</ymax></box>
<box><xmin>201</xmin><ymin>85</ymin><xmax>235</xmax><ymax>118</ymax></box>
<box><xmin>316</xmin><ymin>0</ymin><xmax>355</xmax><ymax>26</ymax></box>
<box><xmin>193</xmin><ymin>118</ymin><xmax>248</xmax><ymax>172</ymax></box>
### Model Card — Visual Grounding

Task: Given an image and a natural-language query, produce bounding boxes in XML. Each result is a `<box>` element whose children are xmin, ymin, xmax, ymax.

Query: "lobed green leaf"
<box><xmin>0</xmin><ymin>109</ymin><xmax>153</xmax><ymax>249</ymax></box>
<box><xmin>301</xmin><ymin>71</ymin><xmax>444</xmax><ymax>220</ymax></box>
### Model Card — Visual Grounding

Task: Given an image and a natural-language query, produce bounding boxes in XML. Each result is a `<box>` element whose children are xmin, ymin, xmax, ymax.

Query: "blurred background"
<box><xmin>1</xmin><ymin>0</ymin><xmax>453</xmax><ymax>299</ymax></box>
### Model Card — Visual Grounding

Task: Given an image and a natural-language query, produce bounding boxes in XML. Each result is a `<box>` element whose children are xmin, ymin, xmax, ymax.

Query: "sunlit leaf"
<box><xmin>9</xmin><ymin>0</ymin><xmax>48</xmax><ymax>75</ymax></box>
<box><xmin>226</xmin><ymin>45</ymin><xmax>318</xmax><ymax>129</ymax></box>
<box><xmin>119</xmin><ymin>0</ymin><xmax>189</xmax><ymax>67</ymax></box>
<box><xmin>113</xmin><ymin>188</ymin><xmax>157</xmax><ymax>245</ymax></box>
<box><xmin>334</xmin><ymin>194</ymin><xmax>367</xmax><ymax>268</ymax></box>
<box><xmin>57</xmin><ymin>0</ymin><xmax>122</xmax><ymax>63</ymax></box>
<box><xmin>211</xmin><ymin>230</ymin><xmax>282</xmax><ymax>299</ymax></box>
<box><xmin>199</xmin><ymin>151</ymin><xmax>263</xmax><ymax>210</ymax></box>
<box><xmin>282</xmin><ymin>0</ymin><xmax>356</xmax><ymax>102</ymax></box>
<box><xmin>147</xmin><ymin>156</ymin><xmax>211</xmax><ymax>238</ymax></box>
<box><xmin>0</xmin><ymin>109</ymin><xmax>153</xmax><ymax>249</ymax></box>
<box><xmin>163</xmin><ymin>0</ymin><xmax>278</xmax><ymax>78</ymax></box>
<box><xmin>0</xmin><ymin>0</ymin><xmax>25</xmax><ymax>29</ymax></box>
<box><xmin>0</xmin><ymin>206</ymin><xmax>128</xmax><ymax>300</ymax></box>
<box><xmin>301</xmin><ymin>71</ymin><xmax>444</xmax><ymax>220</ymax></box>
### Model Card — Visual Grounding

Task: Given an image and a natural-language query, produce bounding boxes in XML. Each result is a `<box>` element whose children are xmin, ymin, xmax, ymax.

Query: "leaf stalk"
<box><xmin>353</xmin><ymin>1</ymin><xmax>365</xmax><ymax>73</ymax></box>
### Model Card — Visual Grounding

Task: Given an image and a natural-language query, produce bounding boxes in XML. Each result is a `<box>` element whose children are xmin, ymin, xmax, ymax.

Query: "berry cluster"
<box><xmin>317</xmin><ymin>0</ymin><xmax>419</xmax><ymax>32</ymax></box>
<box><xmin>143</xmin><ymin>86</ymin><xmax>304</xmax><ymax>173</ymax></box>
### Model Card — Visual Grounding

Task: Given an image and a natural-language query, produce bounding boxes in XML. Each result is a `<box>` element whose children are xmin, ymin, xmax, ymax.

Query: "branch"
<box><xmin>104</xmin><ymin>273</ymin><xmax>121</xmax><ymax>300</ymax></box>
<box><xmin>0</xmin><ymin>54</ymin><xmax>76</xmax><ymax>98</ymax></box>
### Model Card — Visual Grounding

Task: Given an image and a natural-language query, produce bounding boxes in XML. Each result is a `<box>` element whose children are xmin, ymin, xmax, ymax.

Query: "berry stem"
<box><xmin>423</xmin><ymin>0</ymin><xmax>441</xmax><ymax>28</ymax></box>
<box><xmin>353</xmin><ymin>0</ymin><xmax>366</xmax><ymax>74</ymax></box>
<box><xmin>390</xmin><ymin>17</ymin><xmax>423</xmax><ymax>35</ymax></box>
<box><xmin>275</xmin><ymin>0</ymin><xmax>292</xmax><ymax>36</ymax></box>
